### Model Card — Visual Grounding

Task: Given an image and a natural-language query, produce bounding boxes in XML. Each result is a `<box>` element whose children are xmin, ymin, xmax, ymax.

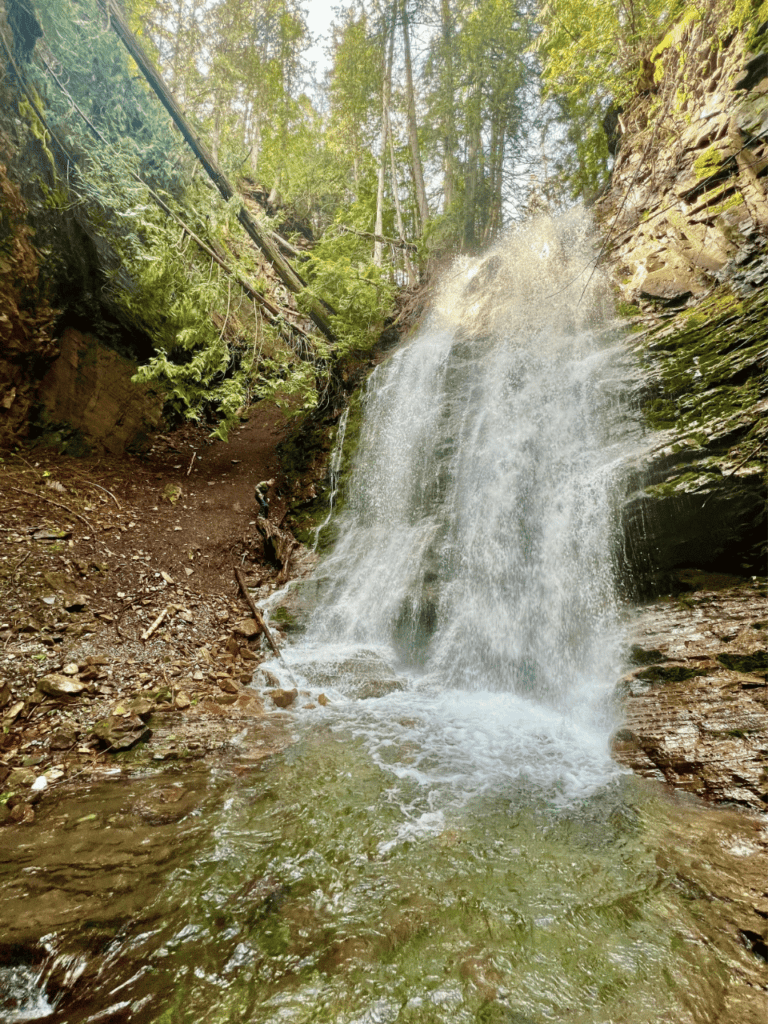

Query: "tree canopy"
<box><xmin>5</xmin><ymin>0</ymin><xmax>758</xmax><ymax>436</ymax></box>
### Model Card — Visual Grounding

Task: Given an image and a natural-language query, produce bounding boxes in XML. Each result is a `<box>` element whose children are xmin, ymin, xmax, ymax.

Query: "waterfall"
<box><xmin>310</xmin><ymin>407</ymin><xmax>349</xmax><ymax>551</ymax></box>
<box><xmin>274</xmin><ymin>212</ymin><xmax>635</xmax><ymax>804</ymax></box>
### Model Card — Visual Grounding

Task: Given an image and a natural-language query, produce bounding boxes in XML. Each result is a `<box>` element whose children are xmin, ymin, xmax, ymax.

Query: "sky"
<box><xmin>304</xmin><ymin>0</ymin><xmax>338</xmax><ymax>79</ymax></box>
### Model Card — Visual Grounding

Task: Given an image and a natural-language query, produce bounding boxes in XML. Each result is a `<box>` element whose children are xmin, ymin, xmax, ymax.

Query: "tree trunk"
<box><xmin>97</xmin><ymin>0</ymin><xmax>337</xmax><ymax>342</ymax></box>
<box><xmin>374</xmin><ymin>4</ymin><xmax>397</xmax><ymax>266</ymax></box>
<box><xmin>439</xmin><ymin>0</ymin><xmax>457</xmax><ymax>212</ymax></box>
<box><xmin>400</xmin><ymin>0</ymin><xmax>429</xmax><ymax>235</ymax></box>
<box><xmin>463</xmin><ymin>85</ymin><xmax>481</xmax><ymax>251</ymax></box>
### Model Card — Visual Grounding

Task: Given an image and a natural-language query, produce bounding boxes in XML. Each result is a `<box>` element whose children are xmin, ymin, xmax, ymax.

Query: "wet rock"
<box><xmin>217</xmin><ymin>678</ymin><xmax>240</xmax><ymax>695</ymax></box>
<box><xmin>233</xmin><ymin>617</ymin><xmax>261</xmax><ymax>638</ymax></box>
<box><xmin>628</xmin><ymin>645</ymin><xmax>665</xmax><ymax>666</ymax></box>
<box><xmin>318</xmin><ymin>693</ymin><xmax>329</xmax><ymax>707</ymax></box>
<box><xmin>270</xmin><ymin>604</ymin><xmax>299</xmax><ymax>633</ymax></box>
<box><xmin>6</xmin><ymin>767</ymin><xmax>36</xmax><ymax>789</ymax></box>
<box><xmin>126</xmin><ymin>696</ymin><xmax>154</xmax><ymax>719</ymax></box>
<box><xmin>269</xmin><ymin>688</ymin><xmax>297</xmax><ymax>709</ymax></box>
<box><xmin>91</xmin><ymin>714</ymin><xmax>151</xmax><ymax>751</ymax></box>
<box><xmin>133</xmin><ymin>786</ymin><xmax>199</xmax><ymax>824</ymax></box>
<box><xmin>301</xmin><ymin>651</ymin><xmax>405</xmax><ymax>700</ymax></box>
<box><xmin>614</xmin><ymin>580</ymin><xmax>768</xmax><ymax>808</ymax></box>
<box><xmin>36</xmin><ymin>674</ymin><xmax>88</xmax><ymax>699</ymax></box>
<box><xmin>49</xmin><ymin>722</ymin><xmax>79</xmax><ymax>750</ymax></box>
<box><xmin>9</xmin><ymin>803</ymin><xmax>34</xmax><ymax>824</ymax></box>
<box><xmin>260</xmin><ymin>669</ymin><xmax>282</xmax><ymax>688</ymax></box>
<box><xmin>234</xmin><ymin>694</ymin><xmax>265</xmax><ymax>717</ymax></box>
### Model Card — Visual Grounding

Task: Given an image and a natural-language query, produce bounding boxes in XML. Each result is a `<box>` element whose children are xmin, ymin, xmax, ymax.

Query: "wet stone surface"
<box><xmin>613</xmin><ymin>575</ymin><xmax>768</xmax><ymax>808</ymax></box>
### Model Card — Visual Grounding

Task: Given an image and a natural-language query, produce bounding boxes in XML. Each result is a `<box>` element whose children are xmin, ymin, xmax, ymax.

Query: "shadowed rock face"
<box><xmin>613</xmin><ymin>577</ymin><xmax>768</xmax><ymax>809</ymax></box>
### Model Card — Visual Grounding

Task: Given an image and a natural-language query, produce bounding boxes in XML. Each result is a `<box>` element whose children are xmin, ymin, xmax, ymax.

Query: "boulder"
<box><xmin>270</xmin><ymin>688</ymin><xmax>298</xmax><ymax>709</ymax></box>
<box><xmin>37</xmin><ymin>674</ymin><xmax>88</xmax><ymax>699</ymax></box>
<box><xmin>91</xmin><ymin>714</ymin><xmax>151</xmax><ymax>751</ymax></box>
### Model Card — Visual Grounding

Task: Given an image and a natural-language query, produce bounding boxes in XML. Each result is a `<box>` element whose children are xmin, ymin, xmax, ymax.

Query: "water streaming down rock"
<box><xmin>310</xmin><ymin>407</ymin><xmax>349</xmax><ymax>551</ymax></box>
<box><xmin>276</xmin><ymin>212</ymin><xmax>637</xmax><ymax>801</ymax></box>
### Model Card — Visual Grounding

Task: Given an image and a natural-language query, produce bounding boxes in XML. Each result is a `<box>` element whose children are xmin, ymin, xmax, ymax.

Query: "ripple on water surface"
<box><xmin>1</xmin><ymin>715</ymin><xmax>766</xmax><ymax>1024</ymax></box>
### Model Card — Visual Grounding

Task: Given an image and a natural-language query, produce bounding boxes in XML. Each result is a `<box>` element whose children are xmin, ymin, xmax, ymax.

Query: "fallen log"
<box><xmin>234</xmin><ymin>567</ymin><xmax>280</xmax><ymax>658</ymax></box>
<box><xmin>97</xmin><ymin>0</ymin><xmax>337</xmax><ymax>343</ymax></box>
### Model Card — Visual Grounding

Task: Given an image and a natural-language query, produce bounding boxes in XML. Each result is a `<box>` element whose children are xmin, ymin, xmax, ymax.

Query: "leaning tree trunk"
<box><xmin>97</xmin><ymin>0</ymin><xmax>337</xmax><ymax>343</ymax></box>
<box><xmin>439</xmin><ymin>0</ymin><xmax>457</xmax><ymax>213</ymax></box>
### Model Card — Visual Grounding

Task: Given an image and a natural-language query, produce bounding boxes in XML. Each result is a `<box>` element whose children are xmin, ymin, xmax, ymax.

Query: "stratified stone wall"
<box><xmin>36</xmin><ymin>328</ymin><xmax>163</xmax><ymax>455</ymax></box>
<box><xmin>600</xmin><ymin>9</ymin><xmax>768</xmax><ymax>586</ymax></box>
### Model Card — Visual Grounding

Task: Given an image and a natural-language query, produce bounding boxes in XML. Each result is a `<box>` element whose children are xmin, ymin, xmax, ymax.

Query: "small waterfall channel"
<box><xmin>1</xmin><ymin>215</ymin><xmax>764</xmax><ymax>1024</ymax></box>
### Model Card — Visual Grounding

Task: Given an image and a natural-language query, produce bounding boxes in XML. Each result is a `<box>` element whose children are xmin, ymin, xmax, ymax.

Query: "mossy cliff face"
<box><xmin>598</xmin><ymin>4</ymin><xmax>768</xmax><ymax>588</ymax></box>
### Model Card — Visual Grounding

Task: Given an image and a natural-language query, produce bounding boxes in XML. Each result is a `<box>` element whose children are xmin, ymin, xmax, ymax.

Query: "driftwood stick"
<box><xmin>234</xmin><ymin>567</ymin><xmax>280</xmax><ymax>657</ymax></box>
<box><xmin>9</xmin><ymin>487</ymin><xmax>94</xmax><ymax>533</ymax></box>
<box><xmin>141</xmin><ymin>607</ymin><xmax>168</xmax><ymax>642</ymax></box>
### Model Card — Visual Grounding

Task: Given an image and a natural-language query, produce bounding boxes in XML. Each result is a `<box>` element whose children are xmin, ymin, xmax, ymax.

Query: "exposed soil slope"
<box><xmin>0</xmin><ymin>400</ymin><xmax>311</xmax><ymax>826</ymax></box>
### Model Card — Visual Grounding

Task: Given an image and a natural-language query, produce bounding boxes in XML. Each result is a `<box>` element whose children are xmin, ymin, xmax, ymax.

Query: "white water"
<box><xmin>310</xmin><ymin>406</ymin><xmax>349</xmax><ymax>551</ymax></box>
<box><xmin>263</xmin><ymin>213</ymin><xmax>635</xmax><ymax>812</ymax></box>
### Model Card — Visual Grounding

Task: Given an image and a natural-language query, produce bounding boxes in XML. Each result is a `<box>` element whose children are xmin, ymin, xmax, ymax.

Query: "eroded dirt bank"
<box><xmin>0</xmin><ymin>400</ymin><xmax>317</xmax><ymax>826</ymax></box>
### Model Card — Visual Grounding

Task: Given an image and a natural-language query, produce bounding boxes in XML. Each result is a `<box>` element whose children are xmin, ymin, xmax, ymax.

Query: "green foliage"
<box><xmin>423</xmin><ymin>0</ymin><xmax>534</xmax><ymax>246</ymax></box>
<box><xmin>535</xmin><ymin>0</ymin><xmax>690</xmax><ymax>197</ymax></box>
<box><xmin>14</xmin><ymin>0</ymin><xmax>343</xmax><ymax>437</ymax></box>
<box><xmin>301</xmin><ymin>231</ymin><xmax>397</xmax><ymax>359</ymax></box>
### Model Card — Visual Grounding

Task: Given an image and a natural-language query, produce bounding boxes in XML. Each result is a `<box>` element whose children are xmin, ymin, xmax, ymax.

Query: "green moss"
<box><xmin>284</xmin><ymin>385</ymin><xmax>367</xmax><ymax>548</ymax></box>
<box><xmin>639</xmin><ymin>285</ymin><xmax>765</xmax><ymax>442</ymax></box>
<box><xmin>616</xmin><ymin>300</ymin><xmax>642</xmax><ymax>317</ymax></box>
<box><xmin>271</xmin><ymin>605</ymin><xmax>298</xmax><ymax>630</ymax></box>
<box><xmin>634</xmin><ymin>664</ymin><xmax>705</xmax><ymax>685</ymax></box>
<box><xmin>693</xmin><ymin>145</ymin><xmax>725</xmax><ymax>181</ymax></box>
<box><xmin>650</xmin><ymin>7</ymin><xmax>702</xmax><ymax>74</ymax></box>
<box><xmin>717</xmin><ymin>651</ymin><xmax>768</xmax><ymax>674</ymax></box>
<box><xmin>710</xmin><ymin>193</ymin><xmax>744</xmax><ymax>217</ymax></box>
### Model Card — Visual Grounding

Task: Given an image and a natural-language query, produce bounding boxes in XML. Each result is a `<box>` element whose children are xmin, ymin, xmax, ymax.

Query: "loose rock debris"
<box><xmin>0</xmin><ymin>405</ymin><xmax>320</xmax><ymax>828</ymax></box>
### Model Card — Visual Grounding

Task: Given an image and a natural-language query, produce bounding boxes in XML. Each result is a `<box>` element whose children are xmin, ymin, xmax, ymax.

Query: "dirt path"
<box><xmin>0</xmin><ymin>401</ymin><xmax>314</xmax><ymax>826</ymax></box>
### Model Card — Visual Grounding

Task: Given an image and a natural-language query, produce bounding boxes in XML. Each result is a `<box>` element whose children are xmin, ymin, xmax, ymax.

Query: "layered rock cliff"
<box><xmin>600</xmin><ymin>5</ymin><xmax>768</xmax><ymax>807</ymax></box>
<box><xmin>597</xmin><ymin>6</ymin><xmax>767</xmax><ymax>588</ymax></box>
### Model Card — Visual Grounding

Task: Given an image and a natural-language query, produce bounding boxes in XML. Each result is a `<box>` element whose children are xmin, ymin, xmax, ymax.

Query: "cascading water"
<box><xmin>270</xmin><ymin>211</ymin><xmax>633</xmax><ymax>806</ymax></box>
<box><xmin>3</xmin><ymin>214</ymin><xmax>762</xmax><ymax>1024</ymax></box>
<box><xmin>310</xmin><ymin>407</ymin><xmax>350</xmax><ymax>551</ymax></box>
